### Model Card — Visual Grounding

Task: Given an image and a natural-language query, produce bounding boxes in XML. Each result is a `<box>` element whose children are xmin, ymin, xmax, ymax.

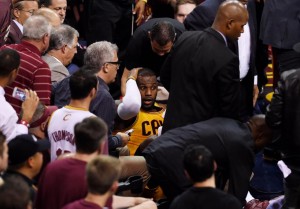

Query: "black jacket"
<box><xmin>266</xmin><ymin>68</ymin><xmax>300</xmax><ymax>172</ymax></box>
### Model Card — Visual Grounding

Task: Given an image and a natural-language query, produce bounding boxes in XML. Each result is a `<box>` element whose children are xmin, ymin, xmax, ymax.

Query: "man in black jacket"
<box><xmin>265</xmin><ymin>43</ymin><xmax>300</xmax><ymax>209</ymax></box>
<box><xmin>143</xmin><ymin>115</ymin><xmax>272</xmax><ymax>205</ymax></box>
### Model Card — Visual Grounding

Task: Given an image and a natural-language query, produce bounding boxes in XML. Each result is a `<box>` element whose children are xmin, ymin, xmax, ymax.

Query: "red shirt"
<box><xmin>1</xmin><ymin>41</ymin><xmax>51</xmax><ymax>113</ymax></box>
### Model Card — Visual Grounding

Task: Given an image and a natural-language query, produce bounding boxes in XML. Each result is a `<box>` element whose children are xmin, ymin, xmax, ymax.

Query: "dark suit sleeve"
<box><xmin>217</xmin><ymin>56</ymin><xmax>240</xmax><ymax>120</ymax></box>
<box><xmin>265</xmin><ymin>78</ymin><xmax>284</xmax><ymax>128</ymax></box>
<box><xmin>184</xmin><ymin>5</ymin><xmax>212</xmax><ymax>31</ymax></box>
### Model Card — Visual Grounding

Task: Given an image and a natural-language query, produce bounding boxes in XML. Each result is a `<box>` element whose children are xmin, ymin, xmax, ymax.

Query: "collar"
<box><xmin>13</xmin><ymin>19</ymin><xmax>23</xmax><ymax>33</ymax></box>
<box><xmin>5</xmin><ymin>170</ymin><xmax>35</xmax><ymax>186</ymax></box>
<box><xmin>0</xmin><ymin>86</ymin><xmax>5</xmax><ymax>96</ymax></box>
<box><xmin>47</xmin><ymin>54</ymin><xmax>63</xmax><ymax>65</ymax></box>
<box><xmin>97</xmin><ymin>76</ymin><xmax>109</xmax><ymax>91</ymax></box>
<box><xmin>212</xmin><ymin>28</ymin><xmax>228</xmax><ymax>47</ymax></box>
<box><xmin>20</xmin><ymin>40</ymin><xmax>42</xmax><ymax>56</ymax></box>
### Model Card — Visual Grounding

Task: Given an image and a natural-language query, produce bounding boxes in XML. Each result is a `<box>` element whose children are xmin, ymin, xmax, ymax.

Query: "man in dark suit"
<box><xmin>260</xmin><ymin>0</ymin><xmax>300</xmax><ymax>88</ymax></box>
<box><xmin>161</xmin><ymin>1</ymin><xmax>248</xmax><ymax>133</ymax></box>
<box><xmin>184</xmin><ymin>0</ymin><xmax>258</xmax><ymax>121</ymax></box>
<box><xmin>143</xmin><ymin>115</ymin><xmax>272</xmax><ymax>205</ymax></box>
<box><xmin>6</xmin><ymin>0</ymin><xmax>39</xmax><ymax>44</ymax></box>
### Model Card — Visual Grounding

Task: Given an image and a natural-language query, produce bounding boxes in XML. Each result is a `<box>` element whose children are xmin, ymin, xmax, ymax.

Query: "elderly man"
<box><xmin>34</xmin><ymin>8</ymin><xmax>61</xmax><ymax>27</ymax></box>
<box><xmin>41</xmin><ymin>0</ymin><xmax>67</xmax><ymax>24</ymax></box>
<box><xmin>43</xmin><ymin>24</ymin><xmax>78</xmax><ymax>84</ymax></box>
<box><xmin>6</xmin><ymin>0</ymin><xmax>39</xmax><ymax>44</ymax></box>
<box><xmin>1</xmin><ymin>15</ymin><xmax>52</xmax><ymax>114</ymax></box>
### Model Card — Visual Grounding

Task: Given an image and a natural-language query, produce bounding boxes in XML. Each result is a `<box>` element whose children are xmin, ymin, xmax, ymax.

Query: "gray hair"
<box><xmin>84</xmin><ymin>41</ymin><xmax>118</xmax><ymax>70</ymax></box>
<box><xmin>23</xmin><ymin>15</ymin><xmax>52</xmax><ymax>40</ymax></box>
<box><xmin>48</xmin><ymin>24</ymin><xmax>79</xmax><ymax>51</ymax></box>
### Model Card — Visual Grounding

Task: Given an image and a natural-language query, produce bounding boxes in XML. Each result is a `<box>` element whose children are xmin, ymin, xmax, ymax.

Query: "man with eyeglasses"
<box><xmin>6</xmin><ymin>0</ymin><xmax>39</xmax><ymax>44</ymax></box>
<box><xmin>41</xmin><ymin>0</ymin><xmax>67</xmax><ymax>24</ymax></box>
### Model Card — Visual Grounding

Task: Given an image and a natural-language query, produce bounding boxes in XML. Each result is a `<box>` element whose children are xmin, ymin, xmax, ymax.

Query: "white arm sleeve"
<box><xmin>117</xmin><ymin>79</ymin><xmax>141</xmax><ymax>120</ymax></box>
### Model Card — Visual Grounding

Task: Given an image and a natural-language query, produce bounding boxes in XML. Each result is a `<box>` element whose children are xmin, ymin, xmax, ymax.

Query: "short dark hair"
<box><xmin>0</xmin><ymin>176</ymin><xmax>31</xmax><ymax>209</ymax></box>
<box><xmin>136</xmin><ymin>68</ymin><xmax>157</xmax><ymax>86</ymax></box>
<box><xmin>74</xmin><ymin>117</ymin><xmax>108</xmax><ymax>154</ymax></box>
<box><xmin>149</xmin><ymin>21</ymin><xmax>176</xmax><ymax>46</ymax></box>
<box><xmin>86</xmin><ymin>156</ymin><xmax>121</xmax><ymax>195</ymax></box>
<box><xmin>183</xmin><ymin>145</ymin><xmax>214</xmax><ymax>182</ymax></box>
<box><xmin>0</xmin><ymin>49</ymin><xmax>20</xmax><ymax>77</ymax></box>
<box><xmin>69</xmin><ymin>67</ymin><xmax>98</xmax><ymax>100</ymax></box>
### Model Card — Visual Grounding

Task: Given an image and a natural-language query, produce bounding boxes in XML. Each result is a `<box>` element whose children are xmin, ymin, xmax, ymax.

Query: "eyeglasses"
<box><xmin>19</xmin><ymin>9</ymin><xmax>35</xmax><ymax>15</ymax></box>
<box><xmin>106</xmin><ymin>61</ymin><xmax>121</xmax><ymax>70</ymax></box>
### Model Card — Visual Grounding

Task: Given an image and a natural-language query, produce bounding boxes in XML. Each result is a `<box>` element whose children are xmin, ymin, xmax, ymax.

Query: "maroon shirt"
<box><xmin>35</xmin><ymin>158</ymin><xmax>112</xmax><ymax>209</ymax></box>
<box><xmin>0</xmin><ymin>0</ymin><xmax>12</xmax><ymax>46</ymax></box>
<box><xmin>1</xmin><ymin>41</ymin><xmax>51</xmax><ymax>113</ymax></box>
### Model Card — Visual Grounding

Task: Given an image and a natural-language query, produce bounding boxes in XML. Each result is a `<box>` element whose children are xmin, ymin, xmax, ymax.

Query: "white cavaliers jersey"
<box><xmin>47</xmin><ymin>105</ymin><xmax>95</xmax><ymax>161</ymax></box>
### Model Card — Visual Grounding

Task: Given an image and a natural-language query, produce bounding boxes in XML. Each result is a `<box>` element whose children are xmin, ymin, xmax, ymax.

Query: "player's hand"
<box><xmin>129</xmin><ymin>67</ymin><xmax>142</xmax><ymax>80</ymax></box>
<box><xmin>253</xmin><ymin>85</ymin><xmax>259</xmax><ymax>107</ymax></box>
<box><xmin>117</xmin><ymin>132</ymin><xmax>130</xmax><ymax>147</ymax></box>
<box><xmin>21</xmin><ymin>89</ymin><xmax>39</xmax><ymax>123</ymax></box>
<box><xmin>133</xmin><ymin>0</ymin><xmax>146</xmax><ymax>26</ymax></box>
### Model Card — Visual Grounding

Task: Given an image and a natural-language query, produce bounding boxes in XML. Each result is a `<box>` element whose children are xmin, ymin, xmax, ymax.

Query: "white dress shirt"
<box><xmin>0</xmin><ymin>86</ymin><xmax>28</xmax><ymax>142</ymax></box>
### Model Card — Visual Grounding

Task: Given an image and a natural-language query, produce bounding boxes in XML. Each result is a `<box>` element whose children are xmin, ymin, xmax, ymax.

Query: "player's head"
<box><xmin>136</xmin><ymin>68</ymin><xmax>158</xmax><ymax>111</ymax></box>
<box><xmin>0</xmin><ymin>49</ymin><xmax>20</xmax><ymax>85</ymax></box>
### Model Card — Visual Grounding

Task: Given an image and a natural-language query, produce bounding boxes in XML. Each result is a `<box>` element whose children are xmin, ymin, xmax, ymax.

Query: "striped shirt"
<box><xmin>1</xmin><ymin>41</ymin><xmax>51</xmax><ymax>113</ymax></box>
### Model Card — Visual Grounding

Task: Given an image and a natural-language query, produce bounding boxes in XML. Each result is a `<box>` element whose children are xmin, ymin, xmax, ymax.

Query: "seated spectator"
<box><xmin>1</xmin><ymin>15</ymin><xmax>52</xmax><ymax>114</ymax></box>
<box><xmin>0</xmin><ymin>49</ymin><xmax>39</xmax><ymax>141</ymax></box>
<box><xmin>115</xmin><ymin>68</ymin><xmax>165</xmax><ymax>155</ymax></box>
<box><xmin>3</xmin><ymin>134</ymin><xmax>50</xmax><ymax>203</ymax></box>
<box><xmin>62</xmin><ymin>155</ymin><xmax>121</xmax><ymax>209</ymax></box>
<box><xmin>42</xmin><ymin>24</ymin><xmax>78</xmax><ymax>84</ymax></box>
<box><xmin>6</xmin><ymin>0</ymin><xmax>39</xmax><ymax>44</ymax></box>
<box><xmin>0</xmin><ymin>175</ymin><xmax>32</xmax><ymax>209</ymax></box>
<box><xmin>36</xmin><ymin>117</ymin><xmax>154</xmax><ymax>209</ymax></box>
<box><xmin>41</xmin><ymin>0</ymin><xmax>67</xmax><ymax>24</ymax></box>
<box><xmin>170</xmin><ymin>145</ymin><xmax>242</xmax><ymax>209</ymax></box>
<box><xmin>174</xmin><ymin>0</ymin><xmax>196</xmax><ymax>23</ymax></box>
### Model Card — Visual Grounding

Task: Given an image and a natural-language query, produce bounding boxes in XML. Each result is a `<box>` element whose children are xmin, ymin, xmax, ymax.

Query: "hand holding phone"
<box><xmin>12</xmin><ymin>87</ymin><xmax>26</xmax><ymax>101</ymax></box>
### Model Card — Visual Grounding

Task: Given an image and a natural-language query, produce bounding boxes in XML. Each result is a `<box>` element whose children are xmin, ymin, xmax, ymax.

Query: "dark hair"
<box><xmin>74</xmin><ymin>117</ymin><xmax>107</xmax><ymax>154</ymax></box>
<box><xmin>149</xmin><ymin>21</ymin><xmax>176</xmax><ymax>46</ymax></box>
<box><xmin>0</xmin><ymin>131</ymin><xmax>6</xmax><ymax>158</ymax></box>
<box><xmin>0</xmin><ymin>176</ymin><xmax>31</xmax><ymax>209</ymax></box>
<box><xmin>136</xmin><ymin>68</ymin><xmax>157</xmax><ymax>86</ymax></box>
<box><xmin>40</xmin><ymin>0</ymin><xmax>52</xmax><ymax>7</ymax></box>
<box><xmin>0</xmin><ymin>49</ymin><xmax>20</xmax><ymax>77</ymax></box>
<box><xmin>69</xmin><ymin>67</ymin><xmax>98</xmax><ymax>100</ymax></box>
<box><xmin>86</xmin><ymin>156</ymin><xmax>121</xmax><ymax>195</ymax></box>
<box><xmin>183</xmin><ymin>145</ymin><xmax>214</xmax><ymax>182</ymax></box>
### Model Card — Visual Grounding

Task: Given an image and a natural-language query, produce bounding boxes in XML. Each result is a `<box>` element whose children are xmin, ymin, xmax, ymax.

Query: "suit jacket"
<box><xmin>143</xmin><ymin>117</ymin><xmax>255</xmax><ymax>204</ymax></box>
<box><xmin>6</xmin><ymin>20</ymin><xmax>22</xmax><ymax>44</ymax></box>
<box><xmin>260</xmin><ymin>0</ymin><xmax>300</xmax><ymax>49</ymax></box>
<box><xmin>161</xmin><ymin>28</ymin><xmax>240</xmax><ymax>132</ymax></box>
<box><xmin>184</xmin><ymin>0</ymin><xmax>257</xmax><ymax>117</ymax></box>
<box><xmin>42</xmin><ymin>54</ymin><xmax>69</xmax><ymax>84</ymax></box>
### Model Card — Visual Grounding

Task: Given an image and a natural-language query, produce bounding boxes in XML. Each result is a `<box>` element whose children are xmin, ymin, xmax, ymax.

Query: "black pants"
<box><xmin>282</xmin><ymin>171</ymin><xmax>300</xmax><ymax>209</ymax></box>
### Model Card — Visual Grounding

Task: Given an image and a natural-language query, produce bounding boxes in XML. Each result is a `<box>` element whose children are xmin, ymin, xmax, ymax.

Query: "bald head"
<box><xmin>247</xmin><ymin>114</ymin><xmax>273</xmax><ymax>152</ymax></box>
<box><xmin>34</xmin><ymin>8</ymin><xmax>61</xmax><ymax>27</ymax></box>
<box><xmin>212</xmin><ymin>0</ymin><xmax>248</xmax><ymax>41</ymax></box>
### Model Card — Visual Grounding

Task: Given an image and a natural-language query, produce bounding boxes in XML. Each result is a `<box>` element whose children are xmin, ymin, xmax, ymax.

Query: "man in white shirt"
<box><xmin>0</xmin><ymin>49</ymin><xmax>39</xmax><ymax>141</ymax></box>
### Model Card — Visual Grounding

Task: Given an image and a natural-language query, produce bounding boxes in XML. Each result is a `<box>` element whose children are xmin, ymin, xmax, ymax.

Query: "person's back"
<box><xmin>170</xmin><ymin>145</ymin><xmax>241</xmax><ymax>209</ymax></box>
<box><xmin>47</xmin><ymin>68</ymin><xmax>97</xmax><ymax>161</ymax></box>
<box><xmin>36</xmin><ymin>117</ymin><xmax>109</xmax><ymax>209</ymax></box>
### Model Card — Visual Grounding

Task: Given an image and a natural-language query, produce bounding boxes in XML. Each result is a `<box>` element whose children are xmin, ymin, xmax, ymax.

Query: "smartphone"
<box><xmin>12</xmin><ymin>87</ymin><xmax>26</xmax><ymax>101</ymax></box>
<box><xmin>125</xmin><ymin>129</ymin><xmax>134</xmax><ymax>136</ymax></box>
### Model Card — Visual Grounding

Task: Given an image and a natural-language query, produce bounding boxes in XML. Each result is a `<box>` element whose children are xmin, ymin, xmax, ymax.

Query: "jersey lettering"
<box><xmin>141</xmin><ymin>119</ymin><xmax>163</xmax><ymax>136</ymax></box>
